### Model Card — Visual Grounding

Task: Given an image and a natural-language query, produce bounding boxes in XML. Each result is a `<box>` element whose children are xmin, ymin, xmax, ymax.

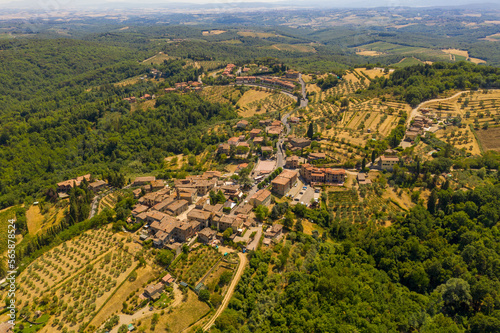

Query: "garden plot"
<box><xmin>328</xmin><ymin>186</ymin><xmax>402</xmax><ymax>226</ymax></box>
<box><xmin>169</xmin><ymin>245</ymin><xmax>222</xmax><ymax>287</ymax></box>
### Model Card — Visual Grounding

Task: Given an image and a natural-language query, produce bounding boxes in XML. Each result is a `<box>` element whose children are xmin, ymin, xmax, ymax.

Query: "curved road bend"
<box><xmin>406</xmin><ymin>89</ymin><xmax>500</xmax><ymax>127</ymax></box>
<box><xmin>182</xmin><ymin>252</ymin><xmax>247</xmax><ymax>332</ymax></box>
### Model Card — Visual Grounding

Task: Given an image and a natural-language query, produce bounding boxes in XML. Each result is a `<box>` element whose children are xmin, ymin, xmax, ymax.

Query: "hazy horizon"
<box><xmin>1</xmin><ymin>0</ymin><xmax>498</xmax><ymax>10</ymax></box>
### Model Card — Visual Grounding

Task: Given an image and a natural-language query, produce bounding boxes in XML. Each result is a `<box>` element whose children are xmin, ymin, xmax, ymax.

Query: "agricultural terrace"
<box><xmin>237</xmin><ymin>88</ymin><xmax>295</xmax><ymax>117</ymax></box>
<box><xmin>197</xmin><ymin>60</ymin><xmax>226</xmax><ymax>71</ymax></box>
<box><xmin>307</xmin><ymin>69</ymin><xmax>371</xmax><ymax>104</ymax></box>
<box><xmin>421</xmin><ymin>90</ymin><xmax>500</xmax><ymax>153</ymax></box>
<box><xmin>3</xmin><ymin>228</ymin><xmax>146</xmax><ymax>333</ymax></box>
<box><xmin>169</xmin><ymin>245</ymin><xmax>223</xmax><ymax>287</ymax></box>
<box><xmin>201</xmin><ymin>86</ymin><xmax>240</xmax><ymax>105</ymax></box>
<box><xmin>327</xmin><ymin>184</ymin><xmax>403</xmax><ymax>227</ymax></box>
<box><xmin>201</xmin><ymin>86</ymin><xmax>296</xmax><ymax>117</ymax></box>
<box><xmin>294</xmin><ymin>97</ymin><xmax>409</xmax><ymax>147</ymax></box>
<box><xmin>97</xmin><ymin>190</ymin><xmax>128</xmax><ymax>214</ymax></box>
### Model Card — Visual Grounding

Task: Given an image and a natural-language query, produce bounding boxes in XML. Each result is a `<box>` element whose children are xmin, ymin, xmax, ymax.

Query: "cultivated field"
<box><xmin>268</xmin><ymin>43</ymin><xmax>316</xmax><ymax>53</ymax></box>
<box><xmin>169</xmin><ymin>245</ymin><xmax>222</xmax><ymax>287</ymax></box>
<box><xmin>201</xmin><ymin>86</ymin><xmax>240</xmax><ymax>105</ymax></box>
<box><xmin>25</xmin><ymin>201</ymin><xmax>68</xmax><ymax>237</ymax></box>
<box><xmin>475</xmin><ymin>127</ymin><xmax>500</xmax><ymax>151</ymax></box>
<box><xmin>355</xmin><ymin>41</ymin><xmax>450</xmax><ymax>62</ymax></box>
<box><xmin>327</xmin><ymin>185</ymin><xmax>403</xmax><ymax>226</ymax></box>
<box><xmin>237</xmin><ymin>89</ymin><xmax>295</xmax><ymax>117</ymax></box>
<box><xmin>97</xmin><ymin>190</ymin><xmax>128</xmax><ymax>214</ymax></box>
<box><xmin>142</xmin><ymin>52</ymin><xmax>174</xmax><ymax>65</ymax></box>
<box><xmin>1</xmin><ymin>228</ymin><xmax>148</xmax><ymax>333</ymax></box>
<box><xmin>391</xmin><ymin>57</ymin><xmax>426</xmax><ymax>68</ymax></box>
<box><xmin>202</xmin><ymin>30</ymin><xmax>226</xmax><ymax>35</ymax></box>
<box><xmin>237</xmin><ymin>31</ymin><xmax>281</xmax><ymax>38</ymax></box>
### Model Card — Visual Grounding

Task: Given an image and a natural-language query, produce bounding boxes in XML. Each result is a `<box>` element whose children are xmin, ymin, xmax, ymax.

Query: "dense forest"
<box><xmin>215</xmin><ymin>183</ymin><xmax>500</xmax><ymax>332</ymax></box>
<box><xmin>371</xmin><ymin>62</ymin><xmax>500</xmax><ymax>106</ymax></box>
<box><xmin>0</xmin><ymin>43</ymin><xmax>234</xmax><ymax>209</ymax></box>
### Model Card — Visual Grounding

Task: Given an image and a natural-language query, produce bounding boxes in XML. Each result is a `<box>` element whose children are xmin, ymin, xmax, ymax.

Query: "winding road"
<box><xmin>197</xmin><ymin>252</ymin><xmax>248</xmax><ymax>331</ymax></box>
<box><xmin>406</xmin><ymin>90</ymin><xmax>491</xmax><ymax>127</ymax></box>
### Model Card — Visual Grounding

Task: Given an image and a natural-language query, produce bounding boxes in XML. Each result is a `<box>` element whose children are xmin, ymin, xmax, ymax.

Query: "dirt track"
<box><xmin>202</xmin><ymin>252</ymin><xmax>247</xmax><ymax>331</ymax></box>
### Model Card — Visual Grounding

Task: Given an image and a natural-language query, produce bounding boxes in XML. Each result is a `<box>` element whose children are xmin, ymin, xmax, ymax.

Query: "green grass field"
<box><xmin>357</xmin><ymin>42</ymin><xmax>449</xmax><ymax>61</ymax></box>
<box><xmin>391</xmin><ymin>57</ymin><xmax>424</xmax><ymax>68</ymax></box>
<box><xmin>0</xmin><ymin>206</ymin><xmax>18</xmax><ymax>254</ymax></box>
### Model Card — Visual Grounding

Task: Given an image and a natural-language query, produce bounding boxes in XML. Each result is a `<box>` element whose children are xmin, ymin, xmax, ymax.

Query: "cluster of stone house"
<box><xmin>236</xmin><ymin>76</ymin><xmax>257</xmax><ymax>84</ymax></box>
<box><xmin>271</xmin><ymin>170</ymin><xmax>298</xmax><ymax>196</ymax></box>
<box><xmin>217</xmin><ymin>119</ymin><xmax>280</xmax><ymax>157</ymax></box>
<box><xmin>287</xmin><ymin>137</ymin><xmax>311</xmax><ymax>151</ymax></box>
<box><xmin>308</xmin><ymin>152</ymin><xmax>327</xmax><ymax>162</ymax></box>
<box><xmin>405</xmin><ymin>115</ymin><xmax>434</xmax><ymax>141</ymax></box>
<box><xmin>377</xmin><ymin>149</ymin><xmax>400</xmax><ymax>171</ymax></box>
<box><xmin>131</xmin><ymin>171</ymin><xmax>255</xmax><ymax>248</ymax></box>
<box><xmin>266</xmin><ymin>120</ymin><xmax>283</xmax><ymax>136</ymax></box>
<box><xmin>123</xmin><ymin>94</ymin><xmax>155</xmax><ymax>103</ymax></box>
<box><xmin>143</xmin><ymin>273</ymin><xmax>175</xmax><ymax>300</ymax></box>
<box><xmin>57</xmin><ymin>174</ymin><xmax>93</xmax><ymax>193</ymax></box>
<box><xmin>222</xmin><ymin>63</ymin><xmax>236</xmax><ymax>78</ymax></box>
<box><xmin>263</xmin><ymin>224</ymin><xmax>283</xmax><ymax>246</ymax></box>
<box><xmin>300</xmin><ymin>164</ymin><xmax>346</xmax><ymax>185</ymax></box>
<box><xmin>164</xmin><ymin>81</ymin><xmax>203</xmax><ymax>93</ymax></box>
<box><xmin>260</xmin><ymin>77</ymin><xmax>295</xmax><ymax>91</ymax></box>
<box><xmin>248</xmin><ymin>189</ymin><xmax>272</xmax><ymax>207</ymax></box>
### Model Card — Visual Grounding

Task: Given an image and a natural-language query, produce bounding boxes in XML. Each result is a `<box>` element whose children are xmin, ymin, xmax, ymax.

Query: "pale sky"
<box><xmin>0</xmin><ymin>0</ymin><xmax>496</xmax><ymax>9</ymax></box>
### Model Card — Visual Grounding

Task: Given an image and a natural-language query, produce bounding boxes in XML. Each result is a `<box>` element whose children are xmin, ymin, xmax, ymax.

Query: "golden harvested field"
<box><xmin>26</xmin><ymin>202</ymin><xmax>68</xmax><ymax>236</ymax></box>
<box><xmin>306</xmin><ymin>83</ymin><xmax>321</xmax><ymax>95</ymax></box>
<box><xmin>202</xmin><ymin>30</ymin><xmax>226</xmax><ymax>35</ymax></box>
<box><xmin>356</xmin><ymin>50</ymin><xmax>384</xmax><ymax>56</ymax></box>
<box><xmin>358</xmin><ymin>68</ymin><xmax>390</xmax><ymax>79</ymax></box>
<box><xmin>475</xmin><ymin>127</ymin><xmax>500</xmax><ymax>152</ymax></box>
<box><xmin>237</xmin><ymin>89</ymin><xmax>272</xmax><ymax>109</ymax></box>
<box><xmin>302</xmin><ymin>220</ymin><xmax>326</xmax><ymax>236</ymax></box>
<box><xmin>26</xmin><ymin>205</ymin><xmax>46</xmax><ymax>235</ymax></box>
<box><xmin>301</xmin><ymin>74</ymin><xmax>314</xmax><ymax>83</ymax></box>
<box><xmin>441</xmin><ymin>48</ymin><xmax>486</xmax><ymax>63</ymax></box>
